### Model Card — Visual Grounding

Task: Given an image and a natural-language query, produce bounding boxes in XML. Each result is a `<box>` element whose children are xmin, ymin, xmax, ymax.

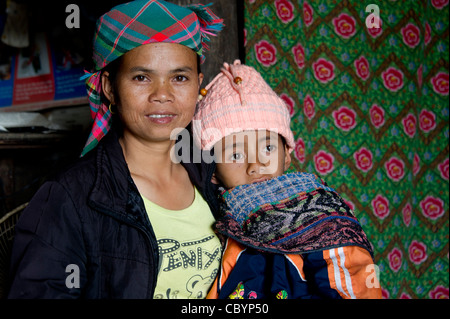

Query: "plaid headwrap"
<box><xmin>80</xmin><ymin>0</ymin><xmax>223</xmax><ymax>156</ymax></box>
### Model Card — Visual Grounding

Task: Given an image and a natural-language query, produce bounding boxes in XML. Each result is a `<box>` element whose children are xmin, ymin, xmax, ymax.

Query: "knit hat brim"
<box><xmin>193</xmin><ymin>60</ymin><xmax>294</xmax><ymax>153</ymax></box>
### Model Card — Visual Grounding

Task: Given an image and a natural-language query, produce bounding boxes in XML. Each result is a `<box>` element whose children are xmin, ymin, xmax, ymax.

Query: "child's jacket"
<box><xmin>207</xmin><ymin>173</ymin><xmax>381</xmax><ymax>299</ymax></box>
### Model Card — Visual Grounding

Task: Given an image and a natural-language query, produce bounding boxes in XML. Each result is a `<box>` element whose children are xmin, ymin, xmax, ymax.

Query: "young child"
<box><xmin>193</xmin><ymin>60</ymin><xmax>381</xmax><ymax>299</ymax></box>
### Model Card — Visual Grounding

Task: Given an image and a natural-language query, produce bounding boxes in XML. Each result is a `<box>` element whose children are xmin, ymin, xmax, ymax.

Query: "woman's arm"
<box><xmin>8</xmin><ymin>181</ymin><xmax>87</xmax><ymax>299</ymax></box>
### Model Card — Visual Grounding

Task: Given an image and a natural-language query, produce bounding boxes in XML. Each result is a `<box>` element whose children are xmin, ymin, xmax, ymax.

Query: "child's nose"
<box><xmin>247</xmin><ymin>157</ymin><xmax>268</xmax><ymax>175</ymax></box>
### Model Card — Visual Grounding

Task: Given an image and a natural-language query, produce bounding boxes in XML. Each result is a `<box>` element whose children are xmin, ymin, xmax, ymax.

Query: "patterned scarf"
<box><xmin>215</xmin><ymin>172</ymin><xmax>374</xmax><ymax>256</ymax></box>
<box><xmin>80</xmin><ymin>0</ymin><xmax>223</xmax><ymax>156</ymax></box>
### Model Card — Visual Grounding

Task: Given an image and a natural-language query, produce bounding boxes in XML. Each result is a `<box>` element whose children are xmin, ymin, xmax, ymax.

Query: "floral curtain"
<box><xmin>243</xmin><ymin>0</ymin><xmax>449</xmax><ymax>299</ymax></box>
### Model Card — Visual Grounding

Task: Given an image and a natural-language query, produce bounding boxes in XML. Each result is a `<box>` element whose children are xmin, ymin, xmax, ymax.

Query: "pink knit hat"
<box><xmin>193</xmin><ymin>60</ymin><xmax>294</xmax><ymax>152</ymax></box>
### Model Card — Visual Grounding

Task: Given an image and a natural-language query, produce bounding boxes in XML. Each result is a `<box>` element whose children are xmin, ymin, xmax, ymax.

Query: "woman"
<box><xmin>8</xmin><ymin>0</ymin><xmax>222</xmax><ymax>299</ymax></box>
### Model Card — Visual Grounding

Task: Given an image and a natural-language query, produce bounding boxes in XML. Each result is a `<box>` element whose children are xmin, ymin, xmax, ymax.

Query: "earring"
<box><xmin>198</xmin><ymin>88</ymin><xmax>208</xmax><ymax>101</ymax></box>
<box><xmin>109</xmin><ymin>103</ymin><xmax>115</xmax><ymax>114</ymax></box>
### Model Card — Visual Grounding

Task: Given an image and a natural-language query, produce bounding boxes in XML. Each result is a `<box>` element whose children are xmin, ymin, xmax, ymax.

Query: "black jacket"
<box><xmin>8</xmin><ymin>130</ymin><xmax>218</xmax><ymax>298</ymax></box>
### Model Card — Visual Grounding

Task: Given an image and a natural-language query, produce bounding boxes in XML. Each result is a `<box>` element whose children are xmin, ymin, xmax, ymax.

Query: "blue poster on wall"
<box><xmin>0</xmin><ymin>32</ymin><xmax>87</xmax><ymax>111</ymax></box>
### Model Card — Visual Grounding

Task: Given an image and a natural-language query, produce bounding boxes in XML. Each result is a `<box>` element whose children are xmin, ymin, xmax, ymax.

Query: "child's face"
<box><xmin>212</xmin><ymin>130</ymin><xmax>291</xmax><ymax>189</ymax></box>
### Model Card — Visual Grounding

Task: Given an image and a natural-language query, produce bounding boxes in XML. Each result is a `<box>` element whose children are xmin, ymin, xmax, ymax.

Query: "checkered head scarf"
<box><xmin>80</xmin><ymin>0</ymin><xmax>223</xmax><ymax>156</ymax></box>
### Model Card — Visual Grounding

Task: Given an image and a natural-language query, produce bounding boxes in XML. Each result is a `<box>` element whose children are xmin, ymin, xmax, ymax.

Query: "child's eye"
<box><xmin>265</xmin><ymin>144</ymin><xmax>276</xmax><ymax>152</ymax></box>
<box><xmin>230</xmin><ymin>153</ymin><xmax>244</xmax><ymax>161</ymax></box>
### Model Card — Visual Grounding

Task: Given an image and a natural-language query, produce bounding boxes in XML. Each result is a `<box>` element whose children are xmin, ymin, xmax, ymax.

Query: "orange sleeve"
<box><xmin>323</xmin><ymin>246</ymin><xmax>382</xmax><ymax>299</ymax></box>
<box><xmin>206</xmin><ymin>238</ymin><xmax>246</xmax><ymax>299</ymax></box>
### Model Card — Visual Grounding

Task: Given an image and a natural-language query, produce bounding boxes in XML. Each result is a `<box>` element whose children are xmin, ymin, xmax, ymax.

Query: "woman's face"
<box><xmin>102</xmin><ymin>43</ymin><xmax>203</xmax><ymax>144</ymax></box>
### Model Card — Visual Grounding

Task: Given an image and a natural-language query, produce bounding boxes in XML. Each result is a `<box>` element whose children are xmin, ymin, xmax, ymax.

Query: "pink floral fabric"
<box><xmin>244</xmin><ymin>0</ymin><xmax>449</xmax><ymax>299</ymax></box>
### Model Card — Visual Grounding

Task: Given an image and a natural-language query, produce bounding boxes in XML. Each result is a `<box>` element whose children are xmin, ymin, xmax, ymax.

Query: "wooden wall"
<box><xmin>172</xmin><ymin>0</ymin><xmax>242</xmax><ymax>84</ymax></box>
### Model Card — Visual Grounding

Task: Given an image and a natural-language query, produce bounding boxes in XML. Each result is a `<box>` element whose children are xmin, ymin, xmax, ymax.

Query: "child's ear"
<box><xmin>211</xmin><ymin>173</ymin><xmax>220</xmax><ymax>185</ymax></box>
<box><xmin>284</xmin><ymin>145</ymin><xmax>292</xmax><ymax>169</ymax></box>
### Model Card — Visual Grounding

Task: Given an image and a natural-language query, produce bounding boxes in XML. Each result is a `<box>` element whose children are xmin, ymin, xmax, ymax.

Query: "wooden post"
<box><xmin>169</xmin><ymin>0</ymin><xmax>241</xmax><ymax>84</ymax></box>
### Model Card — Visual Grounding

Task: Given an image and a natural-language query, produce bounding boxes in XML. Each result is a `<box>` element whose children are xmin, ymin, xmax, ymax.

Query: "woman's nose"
<box><xmin>150</xmin><ymin>81</ymin><xmax>173</xmax><ymax>103</ymax></box>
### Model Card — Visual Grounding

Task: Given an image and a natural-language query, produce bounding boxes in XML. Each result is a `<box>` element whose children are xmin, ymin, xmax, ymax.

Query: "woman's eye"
<box><xmin>174</xmin><ymin>75</ymin><xmax>188</xmax><ymax>82</ymax></box>
<box><xmin>134</xmin><ymin>75</ymin><xmax>147</xmax><ymax>81</ymax></box>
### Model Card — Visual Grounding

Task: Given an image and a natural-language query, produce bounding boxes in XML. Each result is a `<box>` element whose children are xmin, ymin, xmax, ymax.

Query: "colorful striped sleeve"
<box><xmin>206</xmin><ymin>238</ymin><xmax>247</xmax><ymax>299</ymax></box>
<box><xmin>302</xmin><ymin>246</ymin><xmax>381</xmax><ymax>299</ymax></box>
<box><xmin>322</xmin><ymin>246</ymin><xmax>382</xmax><ymax>299</ymax></box>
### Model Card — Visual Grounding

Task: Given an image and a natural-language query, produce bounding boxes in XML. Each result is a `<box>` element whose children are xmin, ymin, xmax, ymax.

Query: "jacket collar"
<box><xmin>88</xmin><ymin>130</ymin><xmax>138</xmax><ymax>221</ymax></box>
<box><xmin>87</xmin><ymin>130</ymin><xmax>220</xmax><ymax>222</ymax></box>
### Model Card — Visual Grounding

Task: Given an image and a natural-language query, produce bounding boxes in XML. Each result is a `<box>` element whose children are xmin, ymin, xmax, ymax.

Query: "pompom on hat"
<box><xmin>80</xmin><ymin>0</ymin><xmax>223</xmax><ymax>156</ymax></box>
<box><xmin>193</xmin><ymin>60</ymin><xmax>295</xmax><ymax>153</ymax></box>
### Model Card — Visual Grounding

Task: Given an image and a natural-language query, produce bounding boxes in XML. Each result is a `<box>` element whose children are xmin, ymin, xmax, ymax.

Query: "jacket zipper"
<box><xmin>138</xmin><ymin>213</ymin><xmax>159</xmax><ymax>298</ymax></box>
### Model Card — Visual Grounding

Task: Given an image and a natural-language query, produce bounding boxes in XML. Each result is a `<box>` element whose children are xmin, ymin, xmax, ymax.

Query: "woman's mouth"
<box><xmin>148</xmin><ymin>114</ymin><xmax>175</xmax><ymax>118</ymax></box>
<box><xmin>146</xmin><ymin>113</ymin><xmax>176</xmax><ymax>124</ymax></box>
